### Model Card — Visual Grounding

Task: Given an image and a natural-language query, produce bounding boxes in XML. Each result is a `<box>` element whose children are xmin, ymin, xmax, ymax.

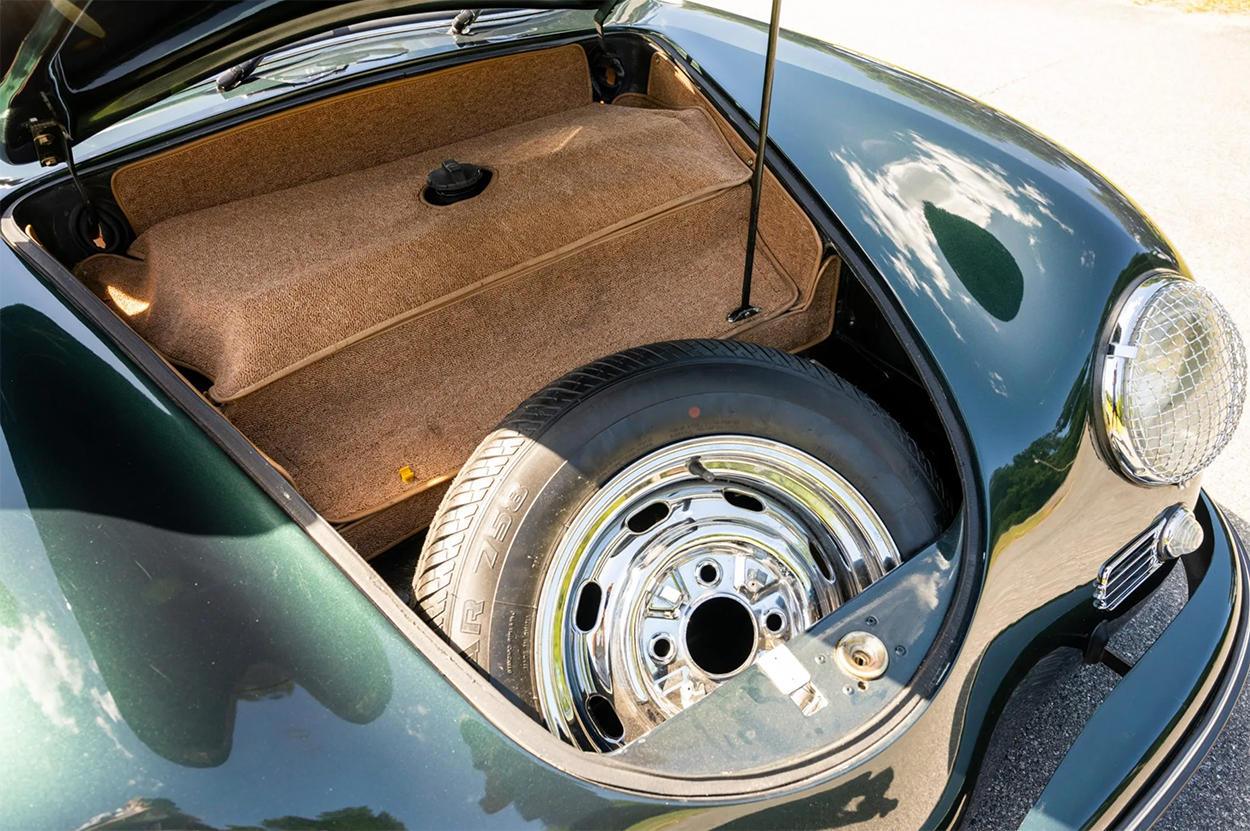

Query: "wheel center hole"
<box><xmin>685</xmin><ymin>596</ymin><xmax>757</xmax><ymax>676</ymax></box>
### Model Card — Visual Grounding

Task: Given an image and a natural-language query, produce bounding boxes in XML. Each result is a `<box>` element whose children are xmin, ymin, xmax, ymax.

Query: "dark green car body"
<box><xmin>1</xmin><ymin>2</ymin><xmax>1245</xmax><ymax>829</ymax></box>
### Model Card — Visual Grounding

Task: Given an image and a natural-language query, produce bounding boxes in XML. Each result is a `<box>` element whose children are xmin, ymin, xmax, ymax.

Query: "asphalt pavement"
<box><xmin>702</xmin><ymin>0</ymin><xmax>1250</xmax><ymax>825</ymax></box>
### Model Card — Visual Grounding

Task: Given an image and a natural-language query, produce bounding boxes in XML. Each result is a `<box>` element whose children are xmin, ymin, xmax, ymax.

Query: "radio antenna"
<box><xmin>728</xmin><ymin>0</ymin><xmax>784</xmax><ymax>324</ymax></box>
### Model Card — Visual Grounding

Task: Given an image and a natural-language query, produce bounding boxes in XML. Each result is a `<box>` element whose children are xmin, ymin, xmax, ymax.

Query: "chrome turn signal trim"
<box><xmin>1094</xmin><ymin>504</ymin><xmax>1203</xmax><ymax>610</ymax></box>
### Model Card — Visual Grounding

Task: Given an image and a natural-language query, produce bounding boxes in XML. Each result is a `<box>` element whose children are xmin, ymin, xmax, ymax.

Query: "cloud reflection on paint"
<box><xmin>0</xmin><ymin>611</ymin><xmax>85</xmax><ymax>732</ymax></box>
<box><xmin>836</xmin><ymin>133</ymin><xmax>1071</xmax><ymax>332</ymax></box>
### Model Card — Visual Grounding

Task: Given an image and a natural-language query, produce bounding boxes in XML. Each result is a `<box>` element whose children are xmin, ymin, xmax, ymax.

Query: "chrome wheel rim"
<box><xmin>533</xmin><ymin>435</ymin><xmax>902</xmax><ymax>749</ymax></box>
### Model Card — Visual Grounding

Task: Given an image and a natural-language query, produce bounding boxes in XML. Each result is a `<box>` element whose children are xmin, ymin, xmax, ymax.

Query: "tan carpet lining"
<box><xmin>75</xmin><ymin>44</ymin><xmax>835</xmax><ymax>553</ymax></box>
<box><xmin>112</xmin><ymin>44</ymin><xmax>594</xmax><ymax>233</ymax></box>
<box><xmin>222</xmin><ymin>173</ymin><xmax>752</xmax><ymax>401</ymax></box>
<box><xmin>631</xmin><ymin>54</ymin><xmax>825</xmax><ymax>307</ymax></box>
<box><xmin>80</xmin><ymin>103</ymin><xmax>751</xmax><ymax>401</ymax></box>
<box><xmin>223</xmin><ymin>186</ymin><xmax>798</xmax><ymax>522</ymax></box>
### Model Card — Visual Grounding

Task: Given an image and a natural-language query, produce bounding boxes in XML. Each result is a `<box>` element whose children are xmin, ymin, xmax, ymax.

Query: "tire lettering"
<box><xmin>461</xmin><ymin>599</ymin><xmax>485</xmax><ymax>635</ymax></box>
<box><xmin>487</xmin><ymin>509</ymin><xmax>511</xmax><ymax>542</ymax></box>
<box><xmin>501</xmin><ymin>484</ymin><xmax>528</xmax><ymax>512</ymax></box>
<box><xmin>474</xmin><ymin>539</ymin><xmax>500</xmax><ymax>573</ymax></box>
<box><xmin>505</xmin><ymin>609</ymin><xmax>517</xmax><ymax>674</ymax></box>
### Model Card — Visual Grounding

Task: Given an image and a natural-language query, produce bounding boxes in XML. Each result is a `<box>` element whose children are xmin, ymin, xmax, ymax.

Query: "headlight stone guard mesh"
<box><xmin>1106</xmin><ymin>275</ymin><xmax>1246</xmax><ymax>484</ymax></box>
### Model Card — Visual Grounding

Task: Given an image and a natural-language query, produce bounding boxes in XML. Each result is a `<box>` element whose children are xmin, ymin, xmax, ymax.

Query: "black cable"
<box><xmin>59</xmin><ymin>130</ymin><xmax>96</xmax><ymax>222</ymax></box>
<box><xmin>58</xmin><ymin>128</ymin><xmax>105</xmax><ymax>248</ymax></box>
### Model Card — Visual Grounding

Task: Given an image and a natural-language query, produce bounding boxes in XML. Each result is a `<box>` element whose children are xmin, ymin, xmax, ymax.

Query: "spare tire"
<box><xmin>412</xmin><ymin>340</ymin><xmax>948</xmax><ymax>750</ymax></box>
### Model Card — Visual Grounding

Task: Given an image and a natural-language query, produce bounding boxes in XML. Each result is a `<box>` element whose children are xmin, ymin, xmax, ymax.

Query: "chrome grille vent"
<box><xmin>1094</xmin><ymin>518</ymin><xmax>1167</xmax><ymax>611</ymax></box>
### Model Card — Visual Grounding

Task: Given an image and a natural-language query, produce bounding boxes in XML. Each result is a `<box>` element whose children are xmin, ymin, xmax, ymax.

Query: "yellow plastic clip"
<box><xmin>399</xmin><ymin>465</ymin><xmax>417</xmax><ymax>484</ymax></box>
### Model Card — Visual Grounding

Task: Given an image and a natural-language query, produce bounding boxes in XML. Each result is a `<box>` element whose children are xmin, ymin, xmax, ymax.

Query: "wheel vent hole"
<box><xmin>626</xmin><ymin>502</ymin><xmax>670</xmax><ymax>534</ymax></box>
<box><xmin>723</xmin><ymin>489</ymin><xmax>764</xmax><ymax>512</ymax></box>
<box><xmin>586</xmin><ymin>694</ymin><xmax>625</xmax><ymax>742</ymax></box>
<box><xmin>574</xmin><ymin>581</ymin><xmax>603</xmax><ymax>632</ymax></box>
<box><xmin>685</xmin><ymin>596</ymin><xmax>756</xmax><ymax>676</ymax></box>
<box><xmin>811</xmin><ymin>540</ymin><xmax>835</xmax><ymax>582</ymax></box>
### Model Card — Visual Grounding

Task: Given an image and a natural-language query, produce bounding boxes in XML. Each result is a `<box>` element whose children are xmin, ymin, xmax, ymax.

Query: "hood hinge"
<box><xmin>594</xmin><ymin>0</ymin><xmax>622</xmax><ymax>49</ymax></box>
<box><xmin>25</xmin><ymin>115</ymin><xmax>106</xmax><ymax>249</ymax></box>
<box><xmin>27</xmin><ymin>117</ymin><xmax>64</xmax><ymax>167</ymax></box>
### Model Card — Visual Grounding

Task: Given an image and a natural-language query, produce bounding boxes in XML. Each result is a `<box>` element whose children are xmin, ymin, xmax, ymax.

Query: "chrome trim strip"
<box><xmin>1099</xmin><ymin>273</ymin><xmax>1180</xmax><ymax>486</ymax></box>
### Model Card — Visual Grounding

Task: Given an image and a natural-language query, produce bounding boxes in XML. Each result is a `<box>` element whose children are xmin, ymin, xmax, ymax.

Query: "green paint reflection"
<box><xmin>0</xmin><ymin>305</ymin><xmax>392</xmax><ymax>768</ymax></box>
<box><xmin>75</xmin><ymin>797</ymin><xmax>406</xmax><ymax>830</ymax></box>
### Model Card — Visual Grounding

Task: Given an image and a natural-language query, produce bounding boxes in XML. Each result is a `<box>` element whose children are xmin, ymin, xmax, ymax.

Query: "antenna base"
<box><xmin>727</xmin><ymin>305</ymin><xmax>761</xmax><ymax>324</ymax></box>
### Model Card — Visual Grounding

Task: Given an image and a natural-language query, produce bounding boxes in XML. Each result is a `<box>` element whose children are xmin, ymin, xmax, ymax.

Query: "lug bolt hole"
<box><xmin>696</xmin><ymin>560</ymin><xmax>721</xmax><ymax>587</ymax></box>
<box><xmin>765</xmin><ymin>611</ymin><xmax>786</xmax><ymax>633</ymax></box>
<box><xmin>649</xmin><ymin>634</ymin><xmax>675</xmax><ymax>664</ymax></box>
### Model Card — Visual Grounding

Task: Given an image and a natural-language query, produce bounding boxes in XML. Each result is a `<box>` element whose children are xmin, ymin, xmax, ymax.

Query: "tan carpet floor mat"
<box><xmin>224</xmin><ymin>187</ymin><xmax>798</xmax><ymax>523</ymax></box>
<box><xmin>78</xmin><ymin>104</ymin><xmax>750</xmax><ymax>401</ymax></box>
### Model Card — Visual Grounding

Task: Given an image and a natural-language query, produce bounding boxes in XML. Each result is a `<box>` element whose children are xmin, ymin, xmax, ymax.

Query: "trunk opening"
<box><xmin>26</xmin><ymin>40</ymin><xmax>843</xmax><ymax>558</ymax></box>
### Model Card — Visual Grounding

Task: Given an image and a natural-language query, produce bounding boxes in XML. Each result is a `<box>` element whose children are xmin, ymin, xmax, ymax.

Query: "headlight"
<box><xmin>1099</xmin><ymin>271</ymin><xmax>1246</xmax><ymax>485</ymax></box>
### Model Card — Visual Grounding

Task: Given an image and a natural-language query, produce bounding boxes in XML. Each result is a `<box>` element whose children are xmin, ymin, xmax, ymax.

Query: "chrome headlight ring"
<box><xmin>1097</xmin><ymin>270</ymin><xmax>1246</xmax><ymax>485</ymax></box>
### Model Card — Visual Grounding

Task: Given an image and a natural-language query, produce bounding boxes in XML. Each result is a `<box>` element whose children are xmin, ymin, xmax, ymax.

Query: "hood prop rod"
<box><xmin>728</xmin><ymin>0</ymin><xmax>783</xmax><ymax>324</ymax></box>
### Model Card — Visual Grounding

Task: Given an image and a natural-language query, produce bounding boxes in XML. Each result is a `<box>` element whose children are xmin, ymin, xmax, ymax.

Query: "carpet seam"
<box><xmin>210</xmin><ymin>171</ymin><xmax>757</xmax><ymax>403</ymax></box>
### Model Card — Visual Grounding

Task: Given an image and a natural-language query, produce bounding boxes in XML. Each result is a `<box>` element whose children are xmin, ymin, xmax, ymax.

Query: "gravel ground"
<box><xmin>960</xmin><ymin>512</ymin><xmax>1249</xmax><ymax>829</ymax></box>
<box><xmin>698</xmin><ymin>0</ymin><xmax>1249</xmax><ymax>825</ymax></box>
<box><xmin>1152</xmin><ymin>509</ymin><xmax>1250</xmax><ymax>830</ymax></box>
